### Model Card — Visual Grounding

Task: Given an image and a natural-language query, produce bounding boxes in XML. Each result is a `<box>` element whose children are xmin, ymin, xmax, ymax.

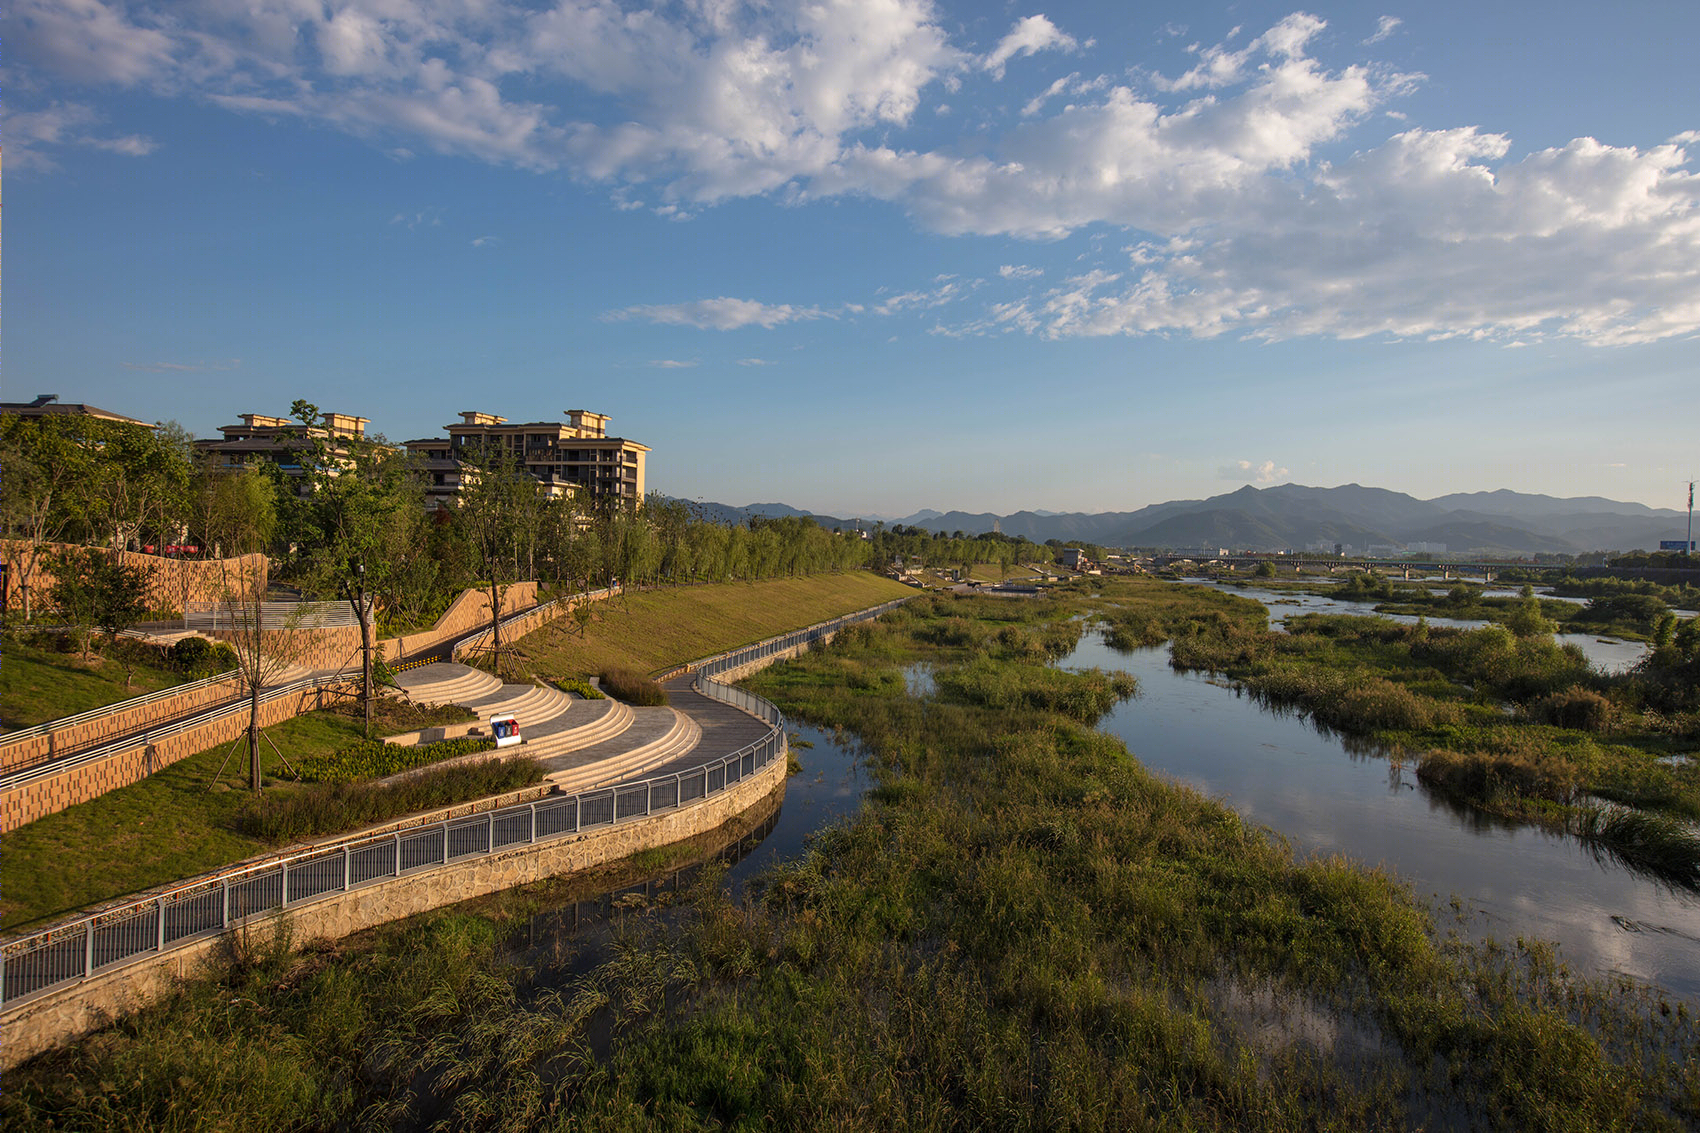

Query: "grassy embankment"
<box><xmin>515</xmin><ymin>571</ymin><xmax>911</xmax><ymax>677</ymax></box>
<box><xmin>1165</xmin><ymin>608</ymin><xmax>1700</xmax><ymax>886</ymax></box>
<box><xmin>7</xmin><ymin>578</ymin><xmax>1696</xmax><ymax>1130</ymax></box>
<box><xmin>2</xmin><ymin>572</ymin><xmax>910</xmax><ymax>931</ymax></box>
<box><xmin>1</xmin><ymin>641</ymin><xmax>187</xmax><ymax>731</ymax></box>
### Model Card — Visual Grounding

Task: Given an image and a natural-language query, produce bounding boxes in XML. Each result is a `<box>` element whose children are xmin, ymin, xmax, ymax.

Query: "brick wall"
<box><xmin>202</xmin><ymin>623</ymin><xmax>364</xmax><ymax>674</ymax></box>
<box><xmin>2</xmin><ymin>684</ymin><xmax>329</xmax><ymax>831</ymax></box>
<box><xmin>1</xmin><ymin>541</ymin><xmax>267</xmax><ymax>614</ymax></box>
<box><xmin>378</xmin><ymin>582</ymin><xmax>539</xmax><ymax>662</ymax></box>
<box><xmin>0</xmin><ymin>675</ymin><xmax>246</xmax><ymax>775</ymax></box>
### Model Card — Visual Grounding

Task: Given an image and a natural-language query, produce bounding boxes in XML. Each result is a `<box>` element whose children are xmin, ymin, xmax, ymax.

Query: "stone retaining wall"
<box><xmin>1</xmin><ymin>752</ymin><xmax>785</xmax><ymax>1068</ymax></box>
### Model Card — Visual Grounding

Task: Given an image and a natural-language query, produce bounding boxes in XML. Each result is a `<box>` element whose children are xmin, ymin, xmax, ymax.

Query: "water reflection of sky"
<box><xmin>1201</xmin><ymin>581</ymin><xmax>1652</xmax><ymax>674</ymax></box>
<box><xmin>721</xmin><ymin>721</ymin><xmax>870</xmax><ymax>896</ymax></box>
<box><xmin>1066</xmin><ymin>636</ymin><xmax>1700</xmax><ymax>1003</ymax></box>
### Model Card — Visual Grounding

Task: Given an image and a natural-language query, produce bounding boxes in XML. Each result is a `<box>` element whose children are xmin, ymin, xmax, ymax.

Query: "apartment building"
<box><xmin>404</xmin><ymin>409</ymin><xmax>648</xmax><ymax>510</ymax></box>
<box><xmin>196</xmin><ymin>411</ymin><xmax>375</xmax><ymax>486</ymax></box>
<box><xmin>0</xmin><ymin>393</ymin><xmax>155</xmax><ymax>429</ymax></box>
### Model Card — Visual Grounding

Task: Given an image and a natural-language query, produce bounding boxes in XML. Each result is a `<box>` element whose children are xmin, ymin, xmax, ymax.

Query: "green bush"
<box><xmin>599</xmin><ymin>666</ymin><xmax>668</xmax><ymax>706</ymax></box>
<box><xmin>239</xmin><ymin>758</ymin><xmax>542</xmax><ymax>842</ymax></box>
<box><xmin>297</xmin><ymin>735</ymin><xmax>496</xmax><ymax>783</ymax></box>
<box><xmin>168</xmin><ymin>636</ymin><xmax>239</xmax><ymax>678</ymax></box>
<box><xmin>554</xmin><ymin>676</ymin><xmax>605</xmax><ymax>699</ymax></box>
<box><xmin>1534</xmin><ymin>686</ymin><xmax>1615</xmax><ymax>732</ymax></box>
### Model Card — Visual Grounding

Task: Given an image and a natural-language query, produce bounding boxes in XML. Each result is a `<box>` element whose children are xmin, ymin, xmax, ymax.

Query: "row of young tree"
<box><xmin>1</xmin><ymin>402</ymin><xmax>891</xmax><ymax>639</ymax></box>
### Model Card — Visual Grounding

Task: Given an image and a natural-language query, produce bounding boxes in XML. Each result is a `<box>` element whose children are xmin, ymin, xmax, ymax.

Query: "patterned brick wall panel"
<box><xmin>0</xmin><ymin>541</ymin><xmax>267</xmax><ymax>614</ymax></box>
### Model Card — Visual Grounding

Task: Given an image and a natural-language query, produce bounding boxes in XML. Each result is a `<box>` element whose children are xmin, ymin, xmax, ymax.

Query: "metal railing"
<box><xmin>0</xmin><ymin>671</ymin><xmax>336</xmax><ymax>793</ymax></box>
<box><xmin>449</xmin><ymin>586</ymin><xmax>618</xmax><ymax>661</ymax></box>
<box><xmin>682</xmin><ymin>596</ymin><xmax>913</xmax><ymax>682</ymax></box>
<box><xmin>1</xmin><ymin>628</ymin><xmax>783</xmax><ymax>1009</ymax></box>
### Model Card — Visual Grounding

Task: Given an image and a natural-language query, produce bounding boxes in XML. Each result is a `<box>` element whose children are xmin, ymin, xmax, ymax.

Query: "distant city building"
<box><xmin>405</xmin><ymin>409</ymin><xmax>648</xmax><ymax>510</ymax></box>
<box><xmin>0</xmin><ymin>393</ymin><xmax>154</xmax><ymax>429</ymax></box>
<box><xmin>1407</xmin><ymin>541</ymin><xmax>1448</xmax><ymax>554</ymax></box>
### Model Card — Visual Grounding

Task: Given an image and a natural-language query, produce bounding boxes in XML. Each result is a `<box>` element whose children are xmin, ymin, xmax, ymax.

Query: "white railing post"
<box><xmin>343</xmin><ymin>847</ymin><xmax>351</xmax><ymax>891</ymax></box>
<box><xmin>222</xmin><ymin>880</ymin><xmax>231</xmax><ymax>928</ymax></box>
<box><xmin>156</xmin><ymin>898</ymin><xmax>167</xmax><ymax>952</ymax></box>
<box><xmin>528</xmin><ymin>802</ymin><xmax>537</xmax><ymax>843</ymax></box>
<box><xmin>85</xmin><ymin>919</ymin><xmax>97</xmax><ymax>977</ymax></box>
<box><xmin>393</xmin><ymin>833</ymin><xmax>402</xmax><ymax>876</ymax></box>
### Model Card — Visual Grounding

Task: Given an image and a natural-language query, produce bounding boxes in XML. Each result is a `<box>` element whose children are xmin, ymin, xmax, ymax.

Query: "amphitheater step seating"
<box><xmin>393</xmin><ymin>663</ymin><xmax>504</xmax><ymax>707</ymax></box>
<box><xmin>542</xmin><ymin>707</ymin><xmax>702</xmax><ymax>795</ymax></box>
<box><xmin>517</xmin><ymin>697</ymin><xmax>635</xmax><ymax>761</ymax></box>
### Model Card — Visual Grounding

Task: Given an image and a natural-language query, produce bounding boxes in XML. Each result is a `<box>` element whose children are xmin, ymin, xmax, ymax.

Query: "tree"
<box><xmin>0</xmin><ymin>415</ymin><xmax>97</xmax><ymax>621</ymax></box>
<box><xmin>45</xmin><ymin>547</ymin><xmax>155</xmax><ymax>662</ymax></box>
<box><xmin>217</xmin><ymin>557</ymin><xmax>306</xmax><ymax>793</ymax></box>
<box><xmin>455</xmin><ymin>442</ymin><xmax>544</xmax><ymax>675</ymax></box>
<box><xmin>277</xmin><ymin>400</ymin><xmax>424</xmax><ymax>737</ymax></box>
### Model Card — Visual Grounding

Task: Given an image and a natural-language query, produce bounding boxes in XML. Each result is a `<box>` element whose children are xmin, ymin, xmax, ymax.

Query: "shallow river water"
<box><xmin>1063</xmin><ymin>631</ymin><xmax>1700</xmax><ymax>1001</ymax></box>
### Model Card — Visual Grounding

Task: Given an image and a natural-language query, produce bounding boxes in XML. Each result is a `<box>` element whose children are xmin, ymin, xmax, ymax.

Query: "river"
<box><xmin>1062</xmin><ymin>628</ymin><xmax>1700</xmax><ymax>1002</ymax></box>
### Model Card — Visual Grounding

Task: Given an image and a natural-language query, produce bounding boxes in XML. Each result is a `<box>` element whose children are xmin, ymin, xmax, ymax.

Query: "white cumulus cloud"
<box><xmin>983</xmin><ymin>15</ymin><xmax>1078</xmax><ymax>81</ymax></box>
<box><xmin>1221</xmin><ymin>460</ymin><xmax>1291</xmax><ymax>483</ymax></box>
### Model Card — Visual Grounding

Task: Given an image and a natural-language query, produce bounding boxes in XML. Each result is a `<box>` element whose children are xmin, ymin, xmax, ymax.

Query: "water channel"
<box><xmin>512</xmin><ymin>586</ymin><xmax>1696</xmax><ymax>1007</ymax></box>
<box><xmin>1060</xmin><ymin>619</ymin><xmax>1700</xmax><ymax>1003</ymax></box>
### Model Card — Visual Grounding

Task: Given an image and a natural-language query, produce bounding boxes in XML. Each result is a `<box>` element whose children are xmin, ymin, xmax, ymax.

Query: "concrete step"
<box><xmin>394</xmin><ymin>663</ymin><xmax>504</xmax><ymax>707</ymax></box>
<box><xmin>521</xmin><ymin>697</ymin><xmax>634</xmax><ymax>760</ymax></box>
<box><xmin>461</xmin><ymin>683</ymin><xmax>573</xmax><ymax>727</ymax></box>
<box><xmin>544</xmin><ymin>707</ymin><xmax>703</xmax><ymax>795</ymax></box>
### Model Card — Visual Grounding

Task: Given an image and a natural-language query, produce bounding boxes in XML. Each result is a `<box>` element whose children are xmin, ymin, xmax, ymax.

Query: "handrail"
<box><xmin>0</xmin><ymin>622</ymin><xmax>802</xmax><ymax>1009</ymax></box>
<box><xmin>0</xmin><ymin>671</ymin><xmax>340</xmax><ymax>793</ymax></box>
<box><xmin>449</xmin><ymin>585</ymin><xmax>619</xmax><ymax>660</ymax></box>
<box><xmin>0</xmin><ymin>669</ymin><xmax>242</xmax><ymax>748</ymax></box>
<box><xmin>0</xmin><ymin>591</ymin><xmax>910</xmax><ymax>1009</ymax></box>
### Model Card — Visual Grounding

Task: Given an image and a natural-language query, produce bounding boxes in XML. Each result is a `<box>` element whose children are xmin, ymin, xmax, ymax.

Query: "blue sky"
<box><xmin>10</xmin><ymin>1</ymin><xmax>1698</xmax><ymax>518</ymax></box>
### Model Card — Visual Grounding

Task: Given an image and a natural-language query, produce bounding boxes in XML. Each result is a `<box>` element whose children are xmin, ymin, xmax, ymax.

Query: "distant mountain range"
<box><xmin>684</xmin><ymin>485</ymin><xmax>1691</xmax><ymax>556</ymax></box>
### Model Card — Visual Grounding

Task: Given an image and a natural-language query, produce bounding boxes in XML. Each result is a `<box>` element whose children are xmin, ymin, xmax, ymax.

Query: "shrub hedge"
<box><xmin>298</xmin><ymin>735</ymin><xmax>496</xmax><ymax>783</ymax></box>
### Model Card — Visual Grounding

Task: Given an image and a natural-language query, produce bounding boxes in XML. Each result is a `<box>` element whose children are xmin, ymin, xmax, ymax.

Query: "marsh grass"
<box><xmin>7</xmin><ymin>578</ymin><xmax>1697</xmax><ymax>1131</ymax></box>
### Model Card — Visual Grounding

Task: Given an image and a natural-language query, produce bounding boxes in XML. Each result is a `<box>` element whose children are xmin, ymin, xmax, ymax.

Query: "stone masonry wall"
<box><xmin>1</xmin><ymin>753</ymin><xmax>786</xmax><ymax>1068</ymax></box>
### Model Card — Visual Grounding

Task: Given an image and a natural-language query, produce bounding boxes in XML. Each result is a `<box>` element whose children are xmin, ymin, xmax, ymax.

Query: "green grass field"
<box><xmin>515</xmin><ymin>571</ymin><xmax>912</xmax><ymax>678</ymax></box>
<box><xmin>1</xmin><ymin>640</ymin><xmax>187</xmax><ymax>731</ymax></box>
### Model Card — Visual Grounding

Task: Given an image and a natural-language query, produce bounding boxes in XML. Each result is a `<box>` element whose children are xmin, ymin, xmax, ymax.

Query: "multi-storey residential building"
<box><xmin>0</xmin><ymin>393</ymin><xmax>155</xmax><ymax>429</ymax></box>
<box><xmin>404</xmin><ymin>409</ymin><xmax>647</xmax><ymax>509</ymax></box>
<box><xmin>196</xmin><ymin>410</ymin><xmax>374</xmax><ymax>486</ymax></box>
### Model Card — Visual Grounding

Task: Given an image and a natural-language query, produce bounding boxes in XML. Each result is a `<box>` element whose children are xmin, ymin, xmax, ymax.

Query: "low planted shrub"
<box><xmin>554</xmin><ymin>676</ymin><xmax>606</xmax><ymax>700</ymax></box>
<box><xmin>599</xmin><ymin>666</ymin><xmax>668</xmax><ymax>706</ymax></box>
<box><xmin>239</xmin><ymin>757</ymin><xmax>542</xmax><ymax>842</ymax></box>
<box><xmin>167</xmin><ymin>636</ymin><xmax>238</xmax><ymax>678</ymax></box>
<box><xmin>297</xmin><ymin>734</ymin><xmax>496</xmax><ymax>783</ymax></box>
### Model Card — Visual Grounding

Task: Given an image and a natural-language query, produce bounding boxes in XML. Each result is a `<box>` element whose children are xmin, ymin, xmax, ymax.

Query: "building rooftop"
<box><xmin>0</xmin><ymin>394</ymin><xmax>155</xmax><ymax>428</ymax></box>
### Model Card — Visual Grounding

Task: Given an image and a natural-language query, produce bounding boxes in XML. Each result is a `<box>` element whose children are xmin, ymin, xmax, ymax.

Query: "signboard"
<box><xmin>1659</xmin><ymin>540</ymin><xmax>1697</xmax><ymax>551</ymax></box>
